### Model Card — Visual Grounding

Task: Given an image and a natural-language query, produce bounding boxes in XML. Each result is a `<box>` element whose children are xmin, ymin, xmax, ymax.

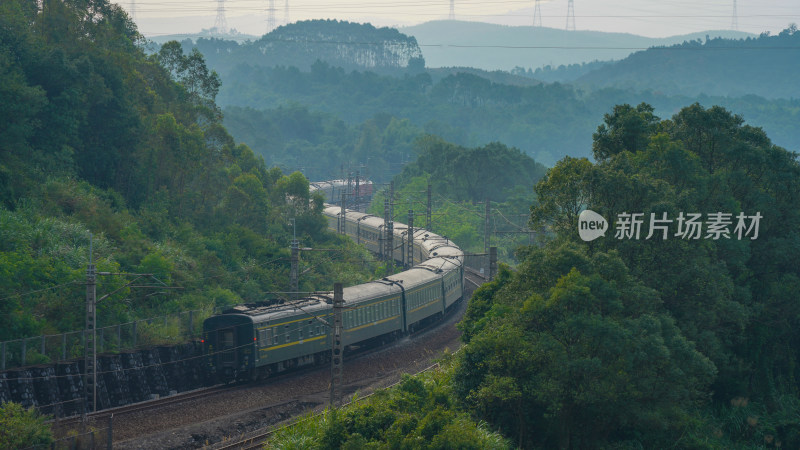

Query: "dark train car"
<box><xmin>203</xmin><ymin>312</ymin><xmax>256</xmax><ymax>381</ymax></box>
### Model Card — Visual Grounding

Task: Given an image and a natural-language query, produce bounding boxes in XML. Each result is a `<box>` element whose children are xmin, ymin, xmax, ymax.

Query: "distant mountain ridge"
<box><xmin>400</xmin><ymin>20</ymin><xmax>753</xmax><ymax>71</ymax></box>
<box><xmin>575</xmin><ymin>27</ymin><xmax>800</xmax><ymax>99</ymax></box>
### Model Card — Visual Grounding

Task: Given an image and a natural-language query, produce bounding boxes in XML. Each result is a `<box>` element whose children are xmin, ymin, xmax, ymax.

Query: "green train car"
<box><xmin>204</xmin><ymin>199</ymin><xmax>464</xmax><ymax>382</ymax></box>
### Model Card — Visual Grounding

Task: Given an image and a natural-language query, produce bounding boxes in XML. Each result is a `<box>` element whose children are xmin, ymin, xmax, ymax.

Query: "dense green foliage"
<box><xmin>577</xmin><ymin>26</ymin><xmax>800</xmax><ymax>99</ymax></box>
<box><xmin>368</xmin><ymin>137</ymin><xmax>547</xmax><ymax>258</ymax></box>
<box><xmin>0</xmin><ymin>0</ymin><xmax>378</xmax><ymax>353</ymax></box>
<box><xmin>0</xmin><ymin>402</ymin><xmax>53</xmax><ymax>449</ymax></box>
<box><xmin>223</xmin><ymin>105</ymin><xmax>422</xmax><ymax>183</ymax></box>
<box><xmin>269</xmin><ymin>364</ymin><xmax>511</xmax><ymax>449</ymax></box>
<box><xmin>458</xmin><ymin>102</ymin><xmax>800</xmax><ymax>447</ymax></box>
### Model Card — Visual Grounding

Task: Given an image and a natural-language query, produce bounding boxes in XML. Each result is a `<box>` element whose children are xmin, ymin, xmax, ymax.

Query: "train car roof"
<box><xmin>343</xmin><ymin>280</ymin><xmax>403</xmax><ymax>304</ymax></box>
<box><xmin>218</xmin><ymin>297</ymin><xmax>331</xmax><ymax>322</ymax></box>
<box><xmin>385</xmin><ymin>266</ymin><xmax>441</xmax><ymax>289</ymax></box>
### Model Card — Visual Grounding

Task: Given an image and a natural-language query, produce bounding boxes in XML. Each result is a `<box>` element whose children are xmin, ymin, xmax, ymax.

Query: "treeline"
<box><xmin>210</xmin><ymin>56</ymin><xmax>800</xmax><ymax>168</ymax></box>
<box><xmin>186</xmin><ymin>20</ymin><xmax>425</xmax><ymax>76</ymax></box>
<box><xmin>223</xmin><ymin>105</ymin><xmax>423</xmax><ymax>183</ymax></box>
<box><xmin>369</xmin><ymin>137</ymin><xmax>547</xmax><ymax>258</ymax></box>
<box><xmin>0</xmin><ymin>0</ymin><xmax>377</xmax><ymax>348</ymax></box>
<box><xmin>456</xmin><ymin>103</ymin><xmax>800</xmax><ymax>447</ymax></box>
<box><xmin>578</xmin><ymin>25</ymin><xmax>800</xmax><ymax>99</ymax></box>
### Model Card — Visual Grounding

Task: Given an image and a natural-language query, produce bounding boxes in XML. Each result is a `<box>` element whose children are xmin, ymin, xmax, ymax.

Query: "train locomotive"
<box><xmin>203</xmin><ymin>198</ymin><xmax>464</xmax><ymax>382</ymax></box>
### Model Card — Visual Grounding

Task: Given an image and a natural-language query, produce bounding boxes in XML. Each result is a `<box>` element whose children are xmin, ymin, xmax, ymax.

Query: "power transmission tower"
<box><xmin>129</xmin><ymin>0</ymin><xmax>137</xmax><ymax>22</ymax></box>
<box><xmin>449</xmin><ymin>0</ymin><xmax>455</xmax><ymax>20</ymax></box>
<box><xmin>214</xmin><ymin>0</ymin><xmax>228</xmax><ymax>35</ymax></box>
<box><xmin>533</xmin><ymin>0</ymin><xmax>542</xmax><ymax>27</ymax></box>
<box><xmin>267</xmin><ymin>0</ymin><xmax>277</xmax><ymax>32</ymax></box>
<box><xmin>566</xmin><ymin>0</ymin><xmax>575</xmax><ymax>31</ymax></box>
<box><xmin>731</xmin><ymin>0</ymin><xmax>738</xmax><ymax>31</ymax></box>
<box><xmin>284</xmin><ymin>0</ymin><xmax>290</xmax><ymax>25</ymax></box>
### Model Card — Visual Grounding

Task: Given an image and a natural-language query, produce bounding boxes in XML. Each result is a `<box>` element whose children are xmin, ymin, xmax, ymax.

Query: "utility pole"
<box><xmin>355</xmin><ymin>170</ymin><xmax>360</xmax><ymax>212</ymax></box>
<box><xmin>290</xmin><ymin>220</ymin><xmax>299</xmax><ymax>300</ymax></box>
<box><xmin>329</xmin><ymin>283</ymin><xmax>343</xmax><ymax>408</ymax></box>
<box><xmin>426</xmin><ymin>182</ymin><xmax>432</xmax><ymax>231</ymax></box>
<box><xmin>339</xmin><ymin>193</ymin><xmax>347</xmax><ymax>235</ymax></box>
<box><xmin>489</xmin><ymin>247</ymin><xmax>497</xmax><ymax>281</ymax></box>
<box><xmin>83</xmin><ymin>235</ymin><xmax>97</xmax><ymax>420</ymax></box>
<box><xmin>389</xmin><ymin>181</ymin><xmax>395</xmax><ymax>220</ymax></box>
<box><xmin>406</xmin><ymin>210</ymin><xmax>414</xmax><ymax>269</ymax></box>
<box><xmin>484</xmin><ymin>199</ymin><xmax>491</xmax><ymax>254</ymax></box>
<box><xmin>384</xmin><ymin>199</ymin><xmax>394</xmax><ymax>271</ymax></box>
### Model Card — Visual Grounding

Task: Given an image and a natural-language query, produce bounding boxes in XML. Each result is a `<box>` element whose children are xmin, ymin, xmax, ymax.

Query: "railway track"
<box><xmin>464</xmin><ymin>267</ymin><xmax>488</xmax><ymax>287</ymax></box>
<box><xmin>207</xmin><ymin>277</ymin><xmax>484</xmax><ymax>450</ymax></box>
<box><xmin>51</xmin><ymin>272</ymin><xmax>487</xmax><ymax>446</ymax></box>
<box><xmin>51</xmin><ymin>384</ymin><xmax>229</xmax><ymax>431</ymax></box>
<box><xmin>212</xmin><ymin>363</ymin><xmax>444</xmax><ymax>450</ymax></box>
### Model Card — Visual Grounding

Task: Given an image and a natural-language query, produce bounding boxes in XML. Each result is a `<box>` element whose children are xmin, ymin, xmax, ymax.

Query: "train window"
<box><xmin>222</xmin><ymin>331</ymin><xmax>234</xmax><ymax>347</ymax></box>
<box><xmin>285</xmin><ymin>325</ymin><xmax>290</xmax><ymax>343</ymax></box>
<box><xmin>267</xmin><ymin>328</ymin><xmax>273</xmax><ymax>346</ymax></box>
<box><xmin>299</xmin><ymin>327</ymin><xmax>303</xmax><ymax>340</ymax></box>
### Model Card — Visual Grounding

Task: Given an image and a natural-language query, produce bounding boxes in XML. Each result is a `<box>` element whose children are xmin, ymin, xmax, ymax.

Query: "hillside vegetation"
<box><xmin>457</xmin><ymin>102</ymin><xmax>800</xmax><ymax>447</ymax></box>
<box><xmin>0</xmin><ymin>0</ymin><xmax>377</xmax><ymax>353</ymax></box>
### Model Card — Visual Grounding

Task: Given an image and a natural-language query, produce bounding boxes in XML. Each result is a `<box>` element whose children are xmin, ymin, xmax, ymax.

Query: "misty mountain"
<box><xmin>575</xmin><ymin>26</ymin><xmax>800</xmax><ymax>99</ymax></box>
<box><xmin>399</xmin><ymin>20</ymin><xmax>752</xmax><ymax>72</ymax></box>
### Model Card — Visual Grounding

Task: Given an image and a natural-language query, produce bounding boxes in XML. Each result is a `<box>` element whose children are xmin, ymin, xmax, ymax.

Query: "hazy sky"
<box><xmin>128</xmin><ymin>0</ymin><xmax>799</xmax><ymax>38</ymax></box>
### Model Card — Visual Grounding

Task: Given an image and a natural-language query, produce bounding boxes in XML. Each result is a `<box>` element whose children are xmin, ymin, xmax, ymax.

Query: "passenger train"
<box><xmin>202</xmin><ymin>190</ymin><xmax>464</xmax><ymax>382</ymax></box>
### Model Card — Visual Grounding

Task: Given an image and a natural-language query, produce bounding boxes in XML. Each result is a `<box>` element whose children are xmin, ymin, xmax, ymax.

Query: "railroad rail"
<box><xmin>211</xmin><ymin>362</ymin><xmax>445</xmax><ymax>450</ymax></box>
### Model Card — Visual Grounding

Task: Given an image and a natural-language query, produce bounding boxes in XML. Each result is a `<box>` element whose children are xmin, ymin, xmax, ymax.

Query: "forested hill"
<box><xmin>186</xmin><ymin>20</ymin><xmax>425</xmax><ymax>75</ymax></box>
<box><xmin>0</xmin><ymin>0</ymin><xmax>376</xmax><ymax>344</ymax></box>
<box><xmin>577</xmin><ymin>26</ymin><xmax>800</xmax><ymax>98</ymax></box>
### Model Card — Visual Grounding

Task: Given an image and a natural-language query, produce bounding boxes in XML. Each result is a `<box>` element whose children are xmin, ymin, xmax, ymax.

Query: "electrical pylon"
<box><xmin>214</xmin><ymin>0</ymin><xmax>228</xmax><ymax>35</ymax></box>
<box><xmin>731</xmin><ymin>0</ymin><xmax>738</xmax><ymax>31</ymax></box>
<box><xmin>449</xmin><ymin>0</ymin><xmax>455</xmax><ymax>20</ymax></box>
<box><xmin>284</xmin><ymin>0</ymin><xmax>289</xmax><ymax>25</ymax></box>
<box><xmin>130</xmin><ymin>0</ymin><xmax>137</xmax><ymax>22</ymax></box>
<box><xmin>566</xmin><ymin>0</ymin><xmax>575</xmax><ymax>31</ymax></box>
<box><xmin>533</xmin><ymin>0</ymin><xmax>542</xmax><ymax>27</ymax></box>
<box><xmin>267</xmin><ymin>0</ymin><xmax>277</xmax><ymax>32</ymax></box>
